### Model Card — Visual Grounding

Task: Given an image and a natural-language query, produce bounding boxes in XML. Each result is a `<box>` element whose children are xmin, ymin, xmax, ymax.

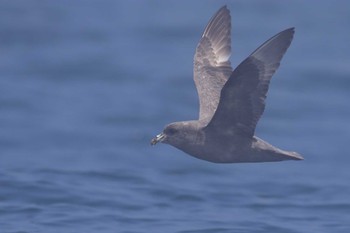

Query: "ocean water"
<box><xmin>1</xmin><ymin>1</ymin><xmax>350</xmax><ymax>232</ymax></box>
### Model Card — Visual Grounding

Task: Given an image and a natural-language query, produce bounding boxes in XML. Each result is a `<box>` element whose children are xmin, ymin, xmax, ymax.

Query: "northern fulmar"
<box><xmin>151</xmin><ymin>6</ymin><xmax>303</xmax><ymax>163</ymax></box>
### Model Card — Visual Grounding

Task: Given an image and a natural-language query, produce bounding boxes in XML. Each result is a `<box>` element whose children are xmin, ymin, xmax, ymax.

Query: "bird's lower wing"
<box><xmin>206</xmin><ymin>28</ymin><xmax>295</xmax><ymax>137</ymax></box>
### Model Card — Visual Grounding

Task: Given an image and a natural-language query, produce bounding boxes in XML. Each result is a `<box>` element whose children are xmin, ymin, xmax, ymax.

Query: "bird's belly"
<box><xmin>180</xmin><ymin>138</ymin><xmax>252</xmax><ymax>163</ymax></box>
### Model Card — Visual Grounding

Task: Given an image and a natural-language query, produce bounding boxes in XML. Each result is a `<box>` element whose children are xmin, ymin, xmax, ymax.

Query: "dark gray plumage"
<box><xmin>151</xmin><ymin>6</ymin><xmax>303</xmax><ymax>163</ymax></box>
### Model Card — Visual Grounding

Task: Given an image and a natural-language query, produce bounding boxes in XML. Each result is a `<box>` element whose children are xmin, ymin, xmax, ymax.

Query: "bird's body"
<box><xmin>151</xmin><ymin>6</ymin><xmax>303</xmax><ymax>163</ymax></box>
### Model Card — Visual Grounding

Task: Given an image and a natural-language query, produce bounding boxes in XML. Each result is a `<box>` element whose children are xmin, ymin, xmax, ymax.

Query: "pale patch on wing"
<box><xmin>194</xmin><ymin>6</ymin><xmax>232</xmax><ymax>122</ymax></box>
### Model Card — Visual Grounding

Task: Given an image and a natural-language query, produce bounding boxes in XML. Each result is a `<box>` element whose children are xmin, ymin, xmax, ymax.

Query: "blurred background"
<box><xmin>0</xmin><ymin>0</ymin><xmax>349</xmax><ymax>232</ymax></box>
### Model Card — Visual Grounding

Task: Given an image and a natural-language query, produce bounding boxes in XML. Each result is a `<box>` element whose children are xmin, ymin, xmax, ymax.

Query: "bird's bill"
<box><xmin>150</xmin><ymin>133</ymin><xmax>165</xmax><ymax>145</ymax></box>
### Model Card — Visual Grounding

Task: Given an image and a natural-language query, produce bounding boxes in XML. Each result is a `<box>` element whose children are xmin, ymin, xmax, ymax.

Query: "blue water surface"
<box><xmin>1</xmin><ymin>1</ymin><xmax>350</xmax><ymax>233</ymax></box>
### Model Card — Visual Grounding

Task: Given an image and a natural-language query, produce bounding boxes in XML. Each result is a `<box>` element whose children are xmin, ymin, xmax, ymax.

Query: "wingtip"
<box><xmin>290</xmin><ymin>151</ymin><xmax>304</xmax><ymax>161</ymax></box>
<box><xmin>216</xmin><ymin>5</ymin><xmax>230</xmax><ymax>16</ymax></box>
<box><xmin>283</xmin><ymin>27</ymin><xmax>296</xmax><ymax>36</ymax></box>
<box><xmin>221</xmin><ymin>5</ymin><xmax>228</xmax><ymax>10</ymax></box>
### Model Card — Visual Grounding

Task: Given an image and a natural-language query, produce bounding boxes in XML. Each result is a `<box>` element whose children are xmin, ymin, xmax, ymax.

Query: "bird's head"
<box><xmin>151</xmin><ymin>121</ymin><xmax>202</xmax><ymax>148</ymax></box>
<box><xmin>150</xmin><ymin>122</ymin><xmax>182</xmax><ymax>146</ymax></box>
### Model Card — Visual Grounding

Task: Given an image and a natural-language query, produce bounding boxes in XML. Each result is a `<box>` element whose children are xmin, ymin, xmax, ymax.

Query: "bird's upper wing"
<box><xmin>194</xmin><ymin>6</ymin><xmax>232</xmax><ymax>122</ymax></box>
<box><xmin>206</xmin><ymin>28</ymin><xmax>295</xmax><ymax>138</ymax></box>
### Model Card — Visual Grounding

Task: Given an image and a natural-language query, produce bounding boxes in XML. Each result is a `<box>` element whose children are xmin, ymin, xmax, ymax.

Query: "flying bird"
<box><xmin>151</xmin><ymin>6</ymin><xmax>303</xmax><ymax>163</ymax></box>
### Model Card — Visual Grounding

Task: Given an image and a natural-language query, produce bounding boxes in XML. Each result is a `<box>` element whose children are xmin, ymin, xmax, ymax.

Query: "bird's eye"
<box><xmin>166</xmin><ymin>127</ymin><xmax>177</xmax><ymax>135</ymax></box>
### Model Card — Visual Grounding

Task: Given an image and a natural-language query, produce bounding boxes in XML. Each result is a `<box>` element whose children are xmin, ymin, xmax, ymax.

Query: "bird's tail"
<box><xmin>252</xmin><ymin>136</ymin><xmax>304</xmax><ymax>162</ymax></box>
